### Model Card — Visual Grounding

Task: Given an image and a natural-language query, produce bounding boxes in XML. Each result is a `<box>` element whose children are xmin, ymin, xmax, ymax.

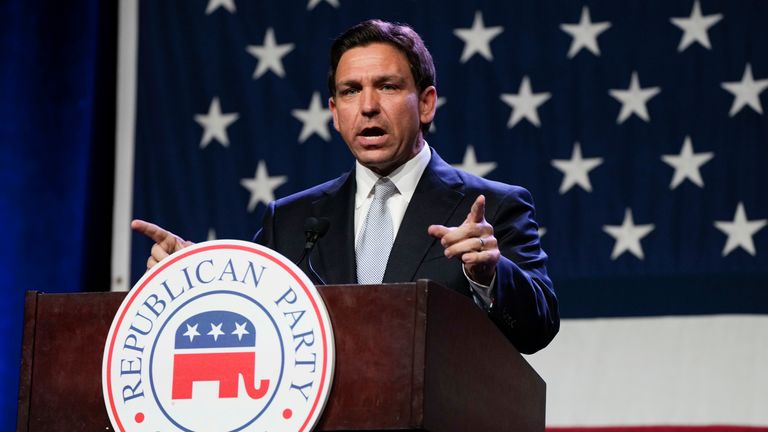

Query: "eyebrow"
<box><xmin>336</xmin><ymin>74</ymin><xmax>406</xmax><ymax>88</ymax></box>
<box><xmin>373</xmin><ymin>74</ymin><xmax>406</xmax><ymax>84</ymax></box>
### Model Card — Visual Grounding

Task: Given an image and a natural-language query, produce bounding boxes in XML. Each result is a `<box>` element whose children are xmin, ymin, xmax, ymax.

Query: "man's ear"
<box><xmin>419</xmin><ymin>86</ymin><xmax>437</xmax><ymax>125</ymax></box>
<box><xmin>328</xmin><ymin>96</ymin><xmax>340</xmax><ymax>131</ymax></box>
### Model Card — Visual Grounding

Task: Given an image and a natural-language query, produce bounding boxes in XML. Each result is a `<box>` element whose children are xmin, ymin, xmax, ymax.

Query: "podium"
<box><xmin>17</xmin><ymin>280</ymin><xmax>545</xmax><ymax>431</ymax></box>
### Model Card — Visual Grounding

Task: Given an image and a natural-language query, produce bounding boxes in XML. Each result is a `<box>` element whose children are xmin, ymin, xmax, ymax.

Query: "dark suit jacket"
<box><xmin>254</xmin><ymin>149</ymin><xmax>559</xmax><ymax>354</ymax></box>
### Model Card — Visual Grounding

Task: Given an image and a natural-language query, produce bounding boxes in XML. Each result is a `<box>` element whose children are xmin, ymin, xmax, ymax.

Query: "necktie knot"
<box><xmin>373</xmin><ymin>177</ymin><xmax>397</xmax><ymax>201</ymax></box>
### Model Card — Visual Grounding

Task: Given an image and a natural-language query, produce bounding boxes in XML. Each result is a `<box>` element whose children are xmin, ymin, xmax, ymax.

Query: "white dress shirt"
<box><xmin>353</xmin><ymin>144</ymin><xmax>431</xmax><ymax>240</ymax></box>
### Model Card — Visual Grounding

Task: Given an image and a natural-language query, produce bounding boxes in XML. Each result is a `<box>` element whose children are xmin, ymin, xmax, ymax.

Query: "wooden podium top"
<box><xmin>18</xmin><ymin>281</ymin><xmax>544</xmax><ymax>431</ymax></box>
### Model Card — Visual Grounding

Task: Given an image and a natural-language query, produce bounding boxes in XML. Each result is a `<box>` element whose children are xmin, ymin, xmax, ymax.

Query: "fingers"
<box><xmin>132</xmin><ymin>219</ymin><xmax>182</xmax><ymax>251</ymax></box>
<box><xmin>147</xmin><ymin>256</ymin><xmax>158</xmax><ymax>270</ymax></box>
<box><xmin>439</xmin><ymin>221</ymin><xmax>489</xmax><ymax>247</ymax></box>
<box><xmin>442</xmin><ymin>235</ymin><xmax>498</xmax><ymax>259</ymax></box>
<box><xmin>145</xmin><ymin>239</ymin><xmax>193</xmax><ymax>271</ymax></box>
<box><xmin>430</xmin><ymin>223</ymin><xmax>497</xmax><ymax>268</ymax></box>
<box><xmin>429</xmin><ymin>195</ymin><xmax>493</xmax><ymax>249</ymax></box>
<box><xmin>429</xmin><ymin>195</ymin><xmax>497</xmax><ymax>285</ymax></box>
<box><xmin>150</xmin><ymin>242</ymin><xmax>172</xmax><ymax>263</ymax></box>
<box><xmin>427</xmin><ymin>224</ymin><xmax>451</xmax><ymax>239</ymax></box>
<box><xmin>132</xmin><ymin>219</ymin><xmax>173</xmax><ymax>244</ymax></box>
<box><xmin>132</xmin><ymin>219</ymin><xmax>194</xmax><ymax>271</ymax></box>
<box><xmin>465</xmin><ymin>195</ymin><xmax>486</xmax><ymax>224</ymax></box>
<box><xmin>447</xmin><ymin>234</ymin><xmax>499</xmax><ymax>286</ymax></box>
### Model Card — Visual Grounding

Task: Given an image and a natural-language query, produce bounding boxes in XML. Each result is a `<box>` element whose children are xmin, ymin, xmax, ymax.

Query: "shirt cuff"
<box><xmin>462</xmin><ymin>264</ymin><xmax>495</xmax><ymax>310</ymax></box>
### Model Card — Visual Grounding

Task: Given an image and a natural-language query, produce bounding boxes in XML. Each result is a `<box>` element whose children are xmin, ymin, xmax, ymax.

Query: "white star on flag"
<box><xmin>208</xmin><ymin>322</ymin><xmax>225</xmax><ymax>341</ymax></box>
<box><xmin>453</xmin><ymin>11</ymin><xmax>504</xmax><ymax>63</ymax></box>
<box><xmin>661</xmin><ymin>136</ymin><xmax>714</xmax><ymax>189</ymax></box>
<box><xmin>721</xmin><ymin>63</ymin><xmax>768</xmax><ymax>116</ymax></box>
<box><xmin>194</xmin><ymin>97</ymin><xmax>239</xmax><ymax>149</ymax></box>
<box><xmin>560</xmin><ymin>6</ymin><xmax>612</xmax><ymax>58</ymax></box>
<box><xmin>183</xmin><ymin>323</ymin><xmax>200</xmax><ymax>342</ymax></box>
<box><xmin>240</xmin><ymin>160</ymin><xmax>288</xmax><ymax>212</ymax></box>
<box><xmin>307</xmin><ymin>0</ymin><xmax>339</xmax><ymax>10</ymax></box>
<box><xmin>714</xmin><ymin>202</ymin><xmax>767</xmax><ymax>256</ymax></box>
<box><xmin>603</xmin><ymin>208</ymin><xmax>656</xmax><ymax>260</ymax></box>
<box><xmin>429</xmin><ymin>97</ymin><xmax>447</xmax><ymax>133</ymax></box>
<box><xmin>232</xmin><ymin>322</ymin><xmax>249</xmax><ymax>341</ymax></box>
<box><xmin>670</xmin><ymin>0</ymin><xmax>723</xmax><ymax>52</ymax></box>
<box><xmin>205</xmin><ymin>0</ymin><xmax>236</xmax><ymax>15</ymax></box>
<box><xmin>538</xmin><ymin>227</ymin><xmax>547</xmax><ymax>238</ymax></box>
<box><xmin>453</xmin><ymin>145</ymin><xmax>497</xmax><ymax>177</ymax></box>
<box><xmin>292</xmin><ymin>91</ymin><xmax>333</xmax><ymax>143</ymax></box>
<box><xmin>609</xmin><ymin>71</ymin><xmax>661</xmax><ymax>124</ymax></box>
<box><xmin>207</xmin><ymin>228</ymin><xmax>217</xmax><ymax>241</ymax></box>
<box><xmin>551</xmin><ymin>142</ymin><xmax>603</xmax><ymax>194</ymax></box>
<box><xmin>500</xmin><ymin>76</ymin><xmax>551</xmax><ymax>128</ymax></box>
<box><xmin>246</xmin><ymin>28</ymin><xmax>294</xmax><ymax>79</ymax></box>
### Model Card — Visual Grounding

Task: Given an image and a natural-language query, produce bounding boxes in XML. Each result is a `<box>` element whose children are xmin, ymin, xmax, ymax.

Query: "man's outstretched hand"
<box><xmin>427</xmin><ymin>195</ymin><xmax>500</xmax><ymax>286</ymax></box>
<box><xmin>131</xmin><ymin>219</ymin><xmax>194</xmax><ymax>270</ymax></box>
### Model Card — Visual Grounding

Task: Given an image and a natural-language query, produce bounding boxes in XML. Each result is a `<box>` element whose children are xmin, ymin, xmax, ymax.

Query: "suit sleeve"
<box><xmin>252</xmin><ymin>201</ymin><xmax>277</xmax><ymax>248</ymax></box>
<box><xmin>487</xmin><ymin>187</ymin><xmax>559</xmax><ymax>354</ymax></box>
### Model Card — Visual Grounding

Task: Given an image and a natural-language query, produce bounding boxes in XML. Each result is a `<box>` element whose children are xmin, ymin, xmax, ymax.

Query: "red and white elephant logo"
<box><xmin>171</xmin><ymin>310</ymin><xmax>270</xmax><ymax>400</ymax></box>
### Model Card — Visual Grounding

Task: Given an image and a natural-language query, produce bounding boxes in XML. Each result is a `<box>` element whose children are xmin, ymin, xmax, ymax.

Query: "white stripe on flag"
<box><xmin>111</xmin><ymin>0</ymin><xmax>139</xmax><ymax>292</ymax></box>
<box><xmin>527</xmin><ymin>315</ymin><xmax>768</xmax><ymax>427</ymax></box>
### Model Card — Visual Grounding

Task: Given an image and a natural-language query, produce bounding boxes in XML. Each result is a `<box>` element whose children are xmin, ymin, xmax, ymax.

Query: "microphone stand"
<box><xmin>296</xmin><ymin>217</ymin><xmax>329</xmax><ymax>285</ymax></box>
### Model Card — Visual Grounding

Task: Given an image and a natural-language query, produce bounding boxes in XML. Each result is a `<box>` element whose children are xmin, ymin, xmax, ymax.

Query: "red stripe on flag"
<box><xmin>549</xmin><ymin>426</ymin><xmax>768</xmax><ymax>432</ymax></box>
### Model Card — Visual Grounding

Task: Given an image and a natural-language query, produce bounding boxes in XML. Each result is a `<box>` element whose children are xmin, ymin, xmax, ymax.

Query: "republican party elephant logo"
<box><xmin>171</xmin><ymin>310</ymin><xmax>270</xmax><ymax>400</ymax></box>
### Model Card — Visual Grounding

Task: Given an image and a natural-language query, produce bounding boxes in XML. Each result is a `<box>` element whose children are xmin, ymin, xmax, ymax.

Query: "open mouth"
<box><xmin>359</xmin><ymin>127</ymin><xmax>386</xmax><ymax>138</ymax></box>
<box><xmin>357</xmin><ymin>127</ymin><xmax>388</xmax><ymax>145</ymax></box>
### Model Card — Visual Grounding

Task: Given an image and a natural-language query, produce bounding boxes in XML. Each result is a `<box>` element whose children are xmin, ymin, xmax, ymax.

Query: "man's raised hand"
<box><xmin>131</xmin><ymin>219</ymin><xmax>194</xmax><ymax>270</ymax></box>
<box><xmin>427</xmin><ymin>195</ymin><xmax>500</xmax><ymax>286</ymax></box>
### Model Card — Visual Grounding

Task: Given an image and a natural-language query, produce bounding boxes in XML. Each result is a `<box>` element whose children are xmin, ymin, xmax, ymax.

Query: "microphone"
<box><xmin>304</xmin><ymin>217</ymin><xmax>330</xmax><ymax>250</ymax></box>
<box><xmin>296</xmin><ymin>217</ymin><xmax>330</xmax><ymax>285</ymax></box>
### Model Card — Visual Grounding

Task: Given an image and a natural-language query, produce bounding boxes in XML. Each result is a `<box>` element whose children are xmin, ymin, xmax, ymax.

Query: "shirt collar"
<box><xmin>354</xmin><ymin>143</ymin><xmax>432</xmax><ymax>208</ymax></box>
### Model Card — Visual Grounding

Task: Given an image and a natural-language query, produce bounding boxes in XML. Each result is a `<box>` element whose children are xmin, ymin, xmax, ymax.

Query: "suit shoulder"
<box><xmin>454</xmin><ymin>168</ymin><xmax>533</xmax><ymax>201</ymax></box>
<box><xmin>273</xmin><ymin>172</ymin><xmax>350</xmax><ymax>209</ymax></box>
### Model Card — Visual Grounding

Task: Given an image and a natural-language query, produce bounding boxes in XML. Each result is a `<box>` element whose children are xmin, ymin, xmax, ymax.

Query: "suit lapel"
<box><xmin>312</xmin><ymin>171</ymin><xmax>357</xmax><ymax>285</ymax></box>
<box><xmin>383</xmin><ymin>150</ymin><xmax>465</xmax><ymax>283</ymax></box>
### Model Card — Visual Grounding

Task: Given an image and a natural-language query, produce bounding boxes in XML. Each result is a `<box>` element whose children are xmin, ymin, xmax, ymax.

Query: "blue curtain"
<box><xmin>0</xmin><ymin>0</ymin><xmax>114</xmax><ymax>428</ymax></box>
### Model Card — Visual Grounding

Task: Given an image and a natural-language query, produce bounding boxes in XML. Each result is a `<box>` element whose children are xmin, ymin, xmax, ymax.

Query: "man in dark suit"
<box><xmin>133</xmin><ymin>19</ymin><xmax>558</xmax><ymax>354</ymax></box>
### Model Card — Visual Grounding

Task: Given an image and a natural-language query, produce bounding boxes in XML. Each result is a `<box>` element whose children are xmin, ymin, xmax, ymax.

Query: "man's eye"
<box><xmin>381</xmin><ymin>84</ymin><xmax>398</xmax><ymax>91</ymax></box>
<box><xmin>340</xmin><ymin>88</ymin><xmax>359</xmax><ymax>96</ymax></box>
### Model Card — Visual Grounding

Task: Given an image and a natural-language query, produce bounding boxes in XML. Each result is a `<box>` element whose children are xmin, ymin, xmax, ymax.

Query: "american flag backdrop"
<box><xmin>112</xmin><ymin>0</ymin><xmax>768</xmax><ymax>428</ymax></box>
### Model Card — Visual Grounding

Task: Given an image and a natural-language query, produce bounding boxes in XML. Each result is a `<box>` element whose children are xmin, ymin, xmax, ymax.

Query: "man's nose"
<box><xmin>360</xmin><ymin>89</ymin><xmax>380</xmax><ymax>117</ymax></box>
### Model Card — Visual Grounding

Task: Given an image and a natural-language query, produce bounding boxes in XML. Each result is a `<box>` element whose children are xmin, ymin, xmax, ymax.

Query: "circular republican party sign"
<box><xmin>102</xmin><ymin>240</ymin><xmax>335</xmax><ymax>431</ymax></box>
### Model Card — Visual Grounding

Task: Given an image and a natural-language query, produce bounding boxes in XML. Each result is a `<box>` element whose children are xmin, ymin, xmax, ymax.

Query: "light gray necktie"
<box><xmin>356</xmin><ymin>177</ymin><xmax>398</xmax><ymax>284</ymax></box>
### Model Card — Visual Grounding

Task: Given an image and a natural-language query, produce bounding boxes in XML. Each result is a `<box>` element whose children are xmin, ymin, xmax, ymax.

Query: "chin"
<box><xmin>355</xmin><ymin>149</ymin><xmax>392</xmax><ymax>163</ymax></box>
<box><xmin>356</xmin><ymin>156</ymin><xmax>393</xmax><ymax>174</ymax></box>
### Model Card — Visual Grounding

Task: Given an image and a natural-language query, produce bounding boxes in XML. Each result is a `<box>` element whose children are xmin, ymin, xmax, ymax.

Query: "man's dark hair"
<box><xmin>328</xmin><ymin>20</ymin><xmax>437</xmax><ymax>133</ymax></box>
